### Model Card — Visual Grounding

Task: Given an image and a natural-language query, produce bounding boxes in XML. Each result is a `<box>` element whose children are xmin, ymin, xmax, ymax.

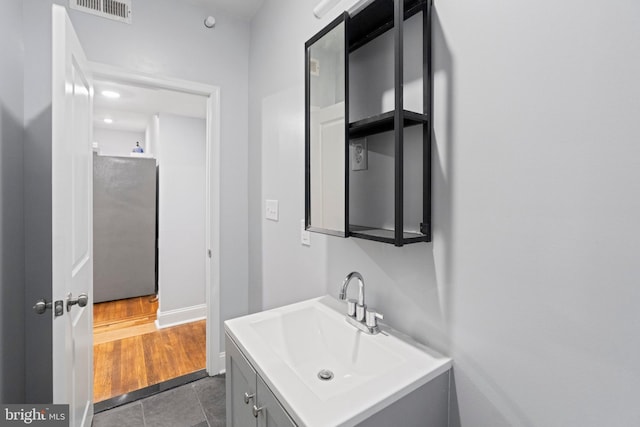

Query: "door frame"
<box><xmin>88</xmin><ymin>61</ymin><xmax>223</xmax><ymax>375</ymax></box>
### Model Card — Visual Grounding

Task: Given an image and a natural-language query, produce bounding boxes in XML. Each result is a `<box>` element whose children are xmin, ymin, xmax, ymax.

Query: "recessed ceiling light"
<box><xmin>101</xmin><ymin>90</ymin><xmax>120</xmax><ymax>99</ymax></box>
<box><xmin>104</xmin><ymin>118</ymin><xmax>113</xmax><ymax>124</ymax></box>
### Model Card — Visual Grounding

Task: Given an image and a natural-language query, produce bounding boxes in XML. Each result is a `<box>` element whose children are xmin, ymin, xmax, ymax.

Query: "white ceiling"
<box><xmin>94</xmin><ymin>80</ymin><xmax>207</xmax><ymax>133</ymax></box>
<box><xmin>180</xmin><ymin>0</ymin><xmax>265</xmax><ymax>20</ymax></box>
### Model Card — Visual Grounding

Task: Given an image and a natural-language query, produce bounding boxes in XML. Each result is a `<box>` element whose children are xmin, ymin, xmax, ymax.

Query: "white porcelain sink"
<box><xmin>225</xmin><ymin>296</ymin><xmax>451</xmax><ymax>427</ymax></box>
<box><xmin>249</xmin><ymin>303</ymin><xmax>405</xmax><ymax>401</ymax></box>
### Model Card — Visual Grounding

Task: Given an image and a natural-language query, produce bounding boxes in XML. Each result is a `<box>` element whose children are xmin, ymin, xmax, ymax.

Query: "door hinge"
<box><xmin>207</xmin><ymin>249</ymin><xmax>212</xmax><ymax>258</ymax></box>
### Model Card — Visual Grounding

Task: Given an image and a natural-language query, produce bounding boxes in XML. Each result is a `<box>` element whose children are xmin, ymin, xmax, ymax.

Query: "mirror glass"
<box><xmin>307</xmin><ymin>21</ymin><xmax>346</xmax><ymax>234</ymax></box>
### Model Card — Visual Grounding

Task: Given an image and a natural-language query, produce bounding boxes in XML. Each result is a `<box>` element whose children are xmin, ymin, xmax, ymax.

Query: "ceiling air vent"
<box><xmin>70</xmin><ymin>0</ymin><xmax>132</xmax><ymax>24</ymax></box>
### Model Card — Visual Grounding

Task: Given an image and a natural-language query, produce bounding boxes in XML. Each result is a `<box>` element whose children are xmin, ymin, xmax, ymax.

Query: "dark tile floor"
<box><xmin>92</xmin><ymin>375</ymin><xmax>225</xmax><ymax>427</ymax></box>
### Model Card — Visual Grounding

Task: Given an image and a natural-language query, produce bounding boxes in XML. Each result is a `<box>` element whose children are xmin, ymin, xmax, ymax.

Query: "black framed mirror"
<box><xmin>305</xmin><ymin>13</ymin><xmax>350</xmax><ymax>237</ymax></box>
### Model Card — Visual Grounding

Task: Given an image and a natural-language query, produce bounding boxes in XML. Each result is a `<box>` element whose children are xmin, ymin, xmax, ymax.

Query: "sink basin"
<box><xmin>249</xmin><ymin>304</ymin><xmax>404</xmax><ymax>401</ymax></box>
<box><xmin>225</xmin><ymin>296</ymin><xmax>451</xmax><ymax>426</ymax></box>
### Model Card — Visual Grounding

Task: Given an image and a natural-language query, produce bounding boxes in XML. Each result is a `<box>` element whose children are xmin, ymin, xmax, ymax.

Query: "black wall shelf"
<box><xmin>350</xmin><ymin>225</ymin><xmax>430</xmax><ymax>245</ymax></box>
<box><xmin>349</xmin><ymin>0</ymin><xmax>426</xmax><ymax>52</ymax></box>
<box><xmin>349</xmin><ymin>110</ymin><xmax>428</xmax><ymax>139</ymax></box>
<box><xmin>305</xmin><ymin>0</ymin><xmax>432</xmax><ymax>247</ymax></box>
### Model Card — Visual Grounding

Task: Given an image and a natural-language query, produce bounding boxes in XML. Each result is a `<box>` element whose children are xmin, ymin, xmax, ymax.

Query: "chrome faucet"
<box><xmin>338</xmin><ymin>272</ymin><xmax>383</xmax><ymax>334</ymax></box>
<box><xmin>339</xmin><ymin>271</ymin><xmax>366</xmax><ymax>320</ymax></box>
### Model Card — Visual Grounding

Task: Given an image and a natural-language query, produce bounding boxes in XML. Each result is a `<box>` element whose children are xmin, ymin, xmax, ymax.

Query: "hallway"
<box><xmin>94</xmin><ymin>297</ymin><xmax>206</xmax><ymax>402</ymax></box>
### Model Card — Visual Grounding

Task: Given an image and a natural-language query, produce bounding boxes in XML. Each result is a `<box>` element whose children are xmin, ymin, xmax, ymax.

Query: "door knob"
<box><xmin>33</xmin><ymin>298</ymin><xmax>64</xmax><ymax>317</ymax></box>
<box><xmin>243</xmin><ymin>392</ymin><xmax>255</xmax><ymax>404</ymax></box>
<box><xmin>66</xmin><ymin>293</ymin><xmax>89</xmax><ymax>312</ymax></box>
<box><xmin>33</xmin><ymin>299</ymin><xmax>52</xmax><ymax>315</ymax></box>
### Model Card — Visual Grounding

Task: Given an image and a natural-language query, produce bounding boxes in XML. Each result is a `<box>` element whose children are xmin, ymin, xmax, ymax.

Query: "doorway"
<box><xmin>88</xmin><ymin>64</ymin><xmax>222</xmax><ymax>405</ymax></box>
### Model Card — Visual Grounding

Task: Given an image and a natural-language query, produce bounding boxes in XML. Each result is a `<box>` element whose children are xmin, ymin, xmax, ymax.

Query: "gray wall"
<box><xmin>0</xmin><ymin>0</ymin><xmax>25</xmax><ymax>403</ymax></box>
<box><xmin>23</xmin><ymin>0</ymin><xmax>250</xmax><ymax>400</ymax></box>
<box><xmin>23</xmin><ymin>0</ymin><xmax>54</xmax><ymax>403</ymax></box>
<box><xmin>249</xmin><ymin>0</ymin><xmax>640</xmax><ymax>426</ymax></box>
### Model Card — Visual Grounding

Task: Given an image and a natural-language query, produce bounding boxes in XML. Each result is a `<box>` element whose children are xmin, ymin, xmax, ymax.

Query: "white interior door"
<box><xmin>51</xmin><ymin>5</ymin><xmax>94</xmax><ymax>427</ymax></box>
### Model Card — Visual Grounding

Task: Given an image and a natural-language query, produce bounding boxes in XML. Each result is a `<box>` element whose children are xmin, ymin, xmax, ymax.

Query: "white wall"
<box><xmin>248</xmin><ymin>0</ymin><xmax>331</xmax><ymax>314</ymax></box>
<box><xmin>0</xmin><ymin>0</ymin><xmax>25</xmax><ymax>403</ymax></box>
<box><xmin>94</xmin><ymin>128</ymin><xmax>146</xmax><ymax>157</ymax></box>
<box><xmin>258</xmin><ymin>87</ymin><xmax>329</xmax><ymax>310</ymax></box>
<box><xmin>157</xmin><ymin>114</ymin><xmax>206</xmax><ymax>326</ymax></box>
<box><xmin>65</xmin><ymin>2</ymin><xmax>250</xmax><ymax>344</ymax></box>
<box><xmin>23</xmin><ymin>0</ymin><xmax>250</xmax><ymax>400</ymax></box>
<box><xmin>432</xmin><ymin>2</ymin><xmax>640</xmax><ymax>425</ymax></box>
<box><xmin>249</xmin><ymin>0</ymin><xmax>640</xmax><ymax>426</ymax></box>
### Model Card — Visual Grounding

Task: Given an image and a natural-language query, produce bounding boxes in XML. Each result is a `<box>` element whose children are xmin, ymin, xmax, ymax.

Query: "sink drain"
<box><xmin>317</xmin><ymin>369</ymin><xmax>334</xmax><ymax>381</ymax></box>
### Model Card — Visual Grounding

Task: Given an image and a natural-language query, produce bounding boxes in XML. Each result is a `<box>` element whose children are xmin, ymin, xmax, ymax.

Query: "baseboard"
<box><xmin>155</xmin><ymin>304</ymin><xmax>206</xmax><ymax>329</ymax></box>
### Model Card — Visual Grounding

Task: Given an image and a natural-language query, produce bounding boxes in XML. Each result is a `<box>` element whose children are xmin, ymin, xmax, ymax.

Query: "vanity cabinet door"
<box><xmin>256</xmin><ymin>376</ymin><xmax>297</xmax><ymax>427</ymax></box>
<box><xmin>226</xmin><ymin>335</ymin><xmax>258</xmax><ymax>427</ymax></box>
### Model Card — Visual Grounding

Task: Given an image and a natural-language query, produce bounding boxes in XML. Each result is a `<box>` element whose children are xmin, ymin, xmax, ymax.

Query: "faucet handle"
<box><xmin>365</xmin><ymin>310</ymin><xmax>383</xmax><ymax>329</ymax></box>
<box><xmin>346</xmin><ymin>299</ymin><xmax>357</xmax><ymax>317</ymax></box>
<box><xmin>356</xmin><ymin>303</ymin><xmax>367</xmax><ymax>322</ymax></box>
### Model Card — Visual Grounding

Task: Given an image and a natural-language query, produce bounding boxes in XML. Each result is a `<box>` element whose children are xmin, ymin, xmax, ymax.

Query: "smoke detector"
<box><xmin>70</xmin><ymin>0</ymin><xmax>132</xmax><ymax>24</ymax></box>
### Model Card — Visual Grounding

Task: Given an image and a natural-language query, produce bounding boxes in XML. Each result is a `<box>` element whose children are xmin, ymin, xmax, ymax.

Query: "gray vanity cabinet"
<box><xmin>226</xmin><ymin>334</ymin><xmax>257</xmax><ymax>427</ymax></box>
<box><xmin>226</xmin><ymin>334</ymin><xmax>297</xmax><ymax>427</ymax></box>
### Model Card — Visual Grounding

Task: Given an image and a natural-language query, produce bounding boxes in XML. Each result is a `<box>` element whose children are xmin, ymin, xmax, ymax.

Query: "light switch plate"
<box><xmin>301</xmin><ymin>219</ymin><xmax>311</xmax><ymax>246</ymax></box>
<box><xmin>266</xmin><ymin>199</ymin><xmax>279</xmax><ymax>221</ymax></box>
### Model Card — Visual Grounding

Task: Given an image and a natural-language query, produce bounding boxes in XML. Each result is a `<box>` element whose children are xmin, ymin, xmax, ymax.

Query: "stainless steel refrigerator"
<box><xmin>93</xmin><ymin>154</ymin><xmax>157</xmax><ymax>303</ymax></box>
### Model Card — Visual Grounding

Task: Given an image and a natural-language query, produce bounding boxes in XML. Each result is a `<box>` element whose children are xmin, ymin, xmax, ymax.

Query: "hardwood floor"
<box><xmin>94</xmin><ymin>296</ymin><xmax>159</xmax><ymax>345</ymax></box>
<box><xmin>93</xmin><ymin>296</ymin><xmax>206</xmax><ymax>402</ymax></box>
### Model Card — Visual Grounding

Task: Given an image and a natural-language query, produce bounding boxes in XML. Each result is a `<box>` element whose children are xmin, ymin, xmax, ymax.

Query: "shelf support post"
<box><xmin>423</xmin><ymin>0</ymin><xmax>432</xmax><ymax>241</ymax></box>
<box><xmin>394</xmin><ymin>0</ymin><xmax>404</xmax><ymax>247</ymax></box>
